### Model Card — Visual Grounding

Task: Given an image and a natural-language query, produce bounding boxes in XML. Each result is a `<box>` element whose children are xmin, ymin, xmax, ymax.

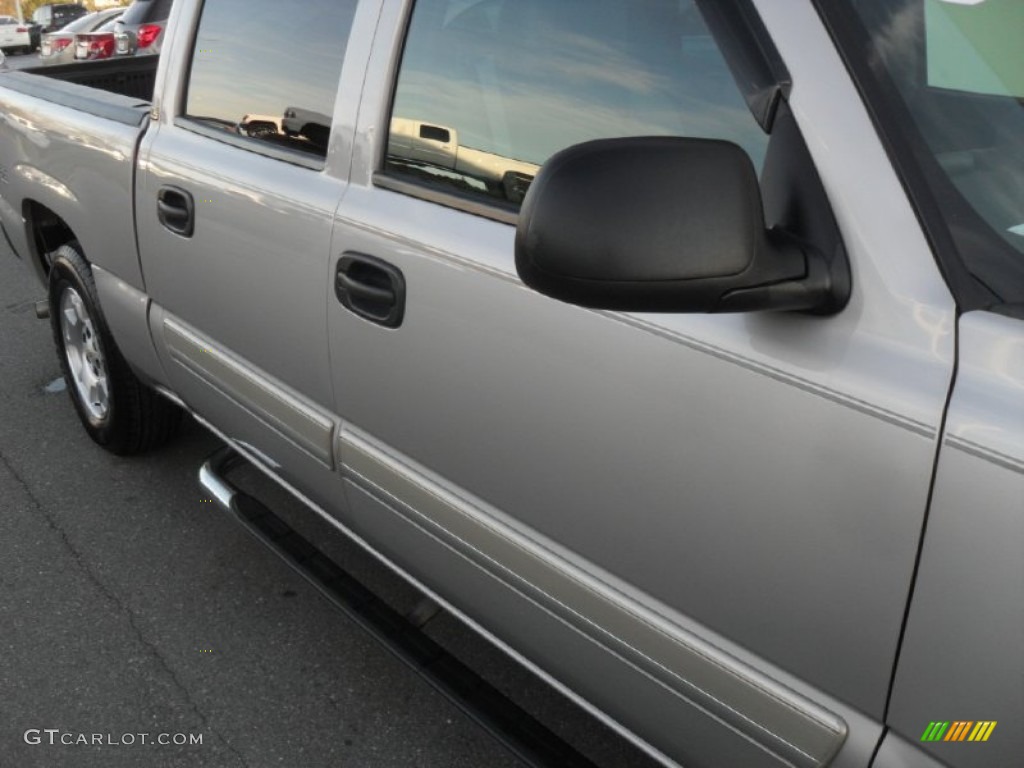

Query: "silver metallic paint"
<box><xmin>341</xmin><ymin>426</ymin><xmax>847</xmax><ymax>767</ymax></box>
<box><xmin>319</xmin><ymin>1</ymin><xmax>961</xmax><ymax>765</ymax></box>
<box><xmin>183</xmin><ymin>403</ymin><xmax>682</xmax><ymax>767</ymax></box>
<box><xmin>336</xmin><ymin>0</ymin><xmax>956</xmax><ymax>720</ymax></box>
<box><xmin>91</xmin><ymin>265</ymin><xmax>166</xmax><ymax>385</ymax></box>
<box><xmin>148</xmin><ymin>306</ymin><xmax>343</xmax><ymax>525</ymax></box>
<box><xmin>0</xmin><ymin>86</ymin><xmax>147</xmax><ymax>289</ymax></box>
<box><xmin>135</xmin><ymin>126</ymin><xmax>343</xmax><ymax>410</ymax></box>
<box><xmin>163</xmin><ymin>317</ymin><xmax>335</xmax><ymax>468</ymax></box>
<box><xmin>887</xmin><ymin>311</ymin><xmax>1024</xmax><ymax>768</ymax></box>
<box><xmin>872</xmin><ymin>731</ymin><xmax>949</xmax><ymax>768</ymax></box>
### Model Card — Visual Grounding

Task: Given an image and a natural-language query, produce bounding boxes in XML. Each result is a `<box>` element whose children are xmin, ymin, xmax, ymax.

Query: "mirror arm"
<box><xmin>717</xmin><ymin>230</ymin><xmax>850</xmax><ymax>314</ymax></box>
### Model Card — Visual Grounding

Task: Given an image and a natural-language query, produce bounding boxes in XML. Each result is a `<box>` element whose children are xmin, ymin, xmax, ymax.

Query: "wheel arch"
<box><xmin>23</xmin><ymin>199</ymin><xmax>80</xmax><ymax>279</ymax></box>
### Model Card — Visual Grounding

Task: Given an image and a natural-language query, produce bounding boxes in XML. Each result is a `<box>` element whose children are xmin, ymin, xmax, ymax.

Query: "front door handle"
<box><xmin>336</xmin><ymin>253</ymin><xmax>406</xmax><ymax>328</ymax></box>
<box><xmin>157</xmin><ymin>186</ymin><xmax>194</xmax><ymax>237</ymax></box>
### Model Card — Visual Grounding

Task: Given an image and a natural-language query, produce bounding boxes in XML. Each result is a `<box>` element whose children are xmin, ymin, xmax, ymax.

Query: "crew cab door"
<box><xmin>136</xmin><ymin>0</ymin><xmax>365</xmax><ymax>492</ymax></box>
<box><xmin>326</xmin><ymin>1</ymin><xmax>957</xmax><ymax>766</ymax></box>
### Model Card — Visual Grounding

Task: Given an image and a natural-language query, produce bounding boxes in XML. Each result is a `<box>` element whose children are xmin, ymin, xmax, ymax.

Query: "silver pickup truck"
<box><xmin>1</xmin><ymin>1</ymin><xmax>1021</xmax><ymax>766</ymax></box>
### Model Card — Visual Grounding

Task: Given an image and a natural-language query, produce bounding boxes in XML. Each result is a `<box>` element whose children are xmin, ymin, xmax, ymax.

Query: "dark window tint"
<box><xmin>386</xmin><ymin>0</ymin><xmax>766</xmax><ymax>210</ymax></box>
<box><xmin>121</xmin><ymin>0</ymin><xmax>174</xmax><ymax>25</ymax></box>
<box><xmin>185</xmin><ymin>0</ymin><xmax>356</xmax><ymax>161</ymax></box>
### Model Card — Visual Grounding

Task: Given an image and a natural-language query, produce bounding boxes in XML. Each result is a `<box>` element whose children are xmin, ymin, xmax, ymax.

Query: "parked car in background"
<box><xmin>40</xmin><ymin>8</ymin><xmax>124</xmax><ymax>66</ymax></box>
<box><xmin>0</xmin><ymin>15</ymin><xmax>32</xmax><ymax>55</ymax></box>
<box><xmin>114</xmin><ymin>0</ymin><xmax>172</xmax><ymax>57</ymax></box>
<box><xmin>73</xmin><ymin>17</ymin><xmax>123</xmax><ymax>62</ymax></box>
<box><xmin>31</xmin><ymin>3</ymin><xmax>88</xmax><ymax>34</ymax></box>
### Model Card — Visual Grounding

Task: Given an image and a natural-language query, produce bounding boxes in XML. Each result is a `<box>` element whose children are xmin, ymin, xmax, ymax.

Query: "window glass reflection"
<box><xmin>185</xmin><ymin>0</ymin><xmax>356</xmax><ymax>159</ymax></box>
<box><xmin>847</xmin><ymin>0</ymin><xmax>1024</xmax><ymax>294</ymax></box>
<box><xmin>387</xmin><ymin>0</ymin><xmax>767</xmax><ymax>208</ymax></box>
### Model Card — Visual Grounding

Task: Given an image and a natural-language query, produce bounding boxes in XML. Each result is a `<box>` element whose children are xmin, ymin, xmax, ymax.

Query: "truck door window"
<box><xmin>183</xmin><ymin>0</ymin><xmax>357</xmax><ymax>162</ymax></box>
<box><xmin>383</xmin><ymin>0</ymin><xmax>768</xmax><ymax>212</ymax></box>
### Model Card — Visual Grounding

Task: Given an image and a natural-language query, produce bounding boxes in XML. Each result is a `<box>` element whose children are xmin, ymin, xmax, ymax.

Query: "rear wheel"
<box><xmin>48</xmin><ymin>242</ymin><xmax>181</xmax><ymax>454</ymax></box>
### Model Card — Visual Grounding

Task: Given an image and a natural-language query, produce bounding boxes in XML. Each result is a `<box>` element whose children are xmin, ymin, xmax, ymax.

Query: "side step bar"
<box><xmin>199</xmin><ymin>446</ymin><xmax>600</xmax><ymax>768</ymax></box>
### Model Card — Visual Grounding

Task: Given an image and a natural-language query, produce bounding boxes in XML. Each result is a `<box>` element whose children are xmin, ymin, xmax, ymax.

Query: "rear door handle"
<box><xmin>335</xmin><ymin>253</ymin><xmax>406</xmax><ymax>328</ymax></box>
<box><xmin>157</xmin><ymin>186</ymin><xmax>194</xmax><ymax>237</ymax></box>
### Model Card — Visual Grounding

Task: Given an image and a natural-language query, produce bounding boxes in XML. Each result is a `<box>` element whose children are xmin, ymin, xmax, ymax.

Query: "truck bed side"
<box><xmin>0</xmin><ymin>58</ymin><xmax>155</xmax><ymax>291</ymax></box>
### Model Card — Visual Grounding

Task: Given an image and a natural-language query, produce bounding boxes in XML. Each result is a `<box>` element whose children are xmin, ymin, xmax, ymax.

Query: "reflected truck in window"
<box><xmin>282</xmin><ymin>107</ymin><xmax>331</xmax><ymax>142</ymax></box>
<box><xmin>0</xmin><ymin>1</ymin><xmax>1021</xmax><ymax>767</ymax></box>
<box><xmin>388</xmin><ymin>117</ymin><xmax>539</xmax><ymax>202</ymax></box>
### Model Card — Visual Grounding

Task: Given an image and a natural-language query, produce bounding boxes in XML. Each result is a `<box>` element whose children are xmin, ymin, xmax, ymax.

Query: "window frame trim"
<box><xmin>809</xmin><ymin>0</ymin><xmax>1004</xmax><ymax>315</ymax></box>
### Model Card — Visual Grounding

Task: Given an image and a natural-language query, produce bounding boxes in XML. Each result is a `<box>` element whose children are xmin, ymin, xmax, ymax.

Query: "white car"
<box><xmin>0</xmin><ymin>15</ymin><xmax>32</xmax><ymax>55</ymax></box>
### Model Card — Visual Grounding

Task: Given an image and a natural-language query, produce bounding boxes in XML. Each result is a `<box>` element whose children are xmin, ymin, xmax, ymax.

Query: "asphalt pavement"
<box><xmin>0</xmin><ymin>166</ymin><xmax>658</xmax><ymax>764</ymax></box>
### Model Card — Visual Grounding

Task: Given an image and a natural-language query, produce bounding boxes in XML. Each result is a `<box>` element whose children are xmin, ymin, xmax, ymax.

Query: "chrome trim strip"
<box><xmin>163</xmin><ymin>317</ymin><xmax>335</xmax><ymax>468</ymax></box>
<box><xmin>340</xmin><ymin>428</ymin><xmax>847</xmax><ymax>768</ymax></box>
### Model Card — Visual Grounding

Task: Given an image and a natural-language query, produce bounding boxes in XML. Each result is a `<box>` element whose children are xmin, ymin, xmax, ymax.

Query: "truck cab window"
<box><xmin>385</xmin><ymin>0</ymin><xmax>767</xmax><ymax>210</ymax></box>
<box><xmin>184</xmin><ymin>0</ymin><xmax>357</xmax><ymax>161</ymax></box>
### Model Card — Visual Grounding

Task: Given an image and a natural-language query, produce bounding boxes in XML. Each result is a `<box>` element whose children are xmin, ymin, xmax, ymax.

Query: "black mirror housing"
<box><xmin>515</xmin><ymin>137</ymin><xmax>849</xmax><ymax>314</ymax></box>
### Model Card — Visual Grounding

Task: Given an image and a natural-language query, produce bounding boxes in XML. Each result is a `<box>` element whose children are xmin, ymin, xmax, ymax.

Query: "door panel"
<box><xmin>136</xmin><ymin>127</ymin><xmax>342</xmax><ymax>409</ymax></box>
<box><xmin>134</xmin><ymin>0</ymin><xmax>366</xmax><ymax>481</ymax></box>
<box><xmin>322</xmin><ymin>1</ymin><xmax>958</xmax><ymax>765</ymax></box>
<box><xmin>329</xmin><ymin>180</ymin><xmax>944</xmax><ymax>716</ymax></box>
<box><xmin>886</xmin><ymin>311</ymin><xmax>1024</xmax><ymax>768</ymax></box>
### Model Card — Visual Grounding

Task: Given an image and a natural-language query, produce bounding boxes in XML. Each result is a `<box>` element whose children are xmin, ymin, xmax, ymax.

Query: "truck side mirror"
<box><xmin>515</xmin><ymin>137</ymin><xmax>850</xmax><ymax>314</ymax></box>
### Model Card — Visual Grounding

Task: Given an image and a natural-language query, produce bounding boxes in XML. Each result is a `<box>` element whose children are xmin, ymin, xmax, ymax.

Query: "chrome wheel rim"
<box><xmin>60</xmin><ymin>287</ymin><xmax>110</xmax><ymax>421</ymax></box>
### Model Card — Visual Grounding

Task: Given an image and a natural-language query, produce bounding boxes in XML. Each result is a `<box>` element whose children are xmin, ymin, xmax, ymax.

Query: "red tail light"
<box><xmin>16</xmin><ymin>26</ymin><xmax>27</xmax><ymax>33</ymax></box>
<box><xmin>79</xmin><ymin>34</ymin><xmax>115</xmax><ymax>59</ymax></box>
<box><xmin>136</xmin><ymin>24</ymin><xmax>161</xmax><ymax>49</ymax></box>
<box><xmin>94</xmin><ymin>37</ymin><xmax>115</xmax><ymax>58</ymax></box>
<box><xmin>53</xmin><ymin>37</ymin><xmax>73</xmax><ymax>53</ymax></box>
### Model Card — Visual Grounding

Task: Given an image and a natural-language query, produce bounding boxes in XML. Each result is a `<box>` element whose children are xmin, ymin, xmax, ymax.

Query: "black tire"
<box><xmin>245</xmin><ymin>121</ymin><xmax>276</xmax><ymax>139</ymax></box>
<box><xmin>48</xmin><ymin>242</ymin><xmax>182</xmax><ymax>455</ymax></box>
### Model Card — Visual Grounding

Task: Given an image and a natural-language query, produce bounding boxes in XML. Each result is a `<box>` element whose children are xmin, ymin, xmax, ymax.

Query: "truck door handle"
<box><xmin>157</xmin><ymin>186</ymin><xmax>194</xmax><ymax>237</ymax></box>
<box><xmin>335</xmin><ymin>253</ymin><xmax>406</xmax><ymax>328</ymax></box>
